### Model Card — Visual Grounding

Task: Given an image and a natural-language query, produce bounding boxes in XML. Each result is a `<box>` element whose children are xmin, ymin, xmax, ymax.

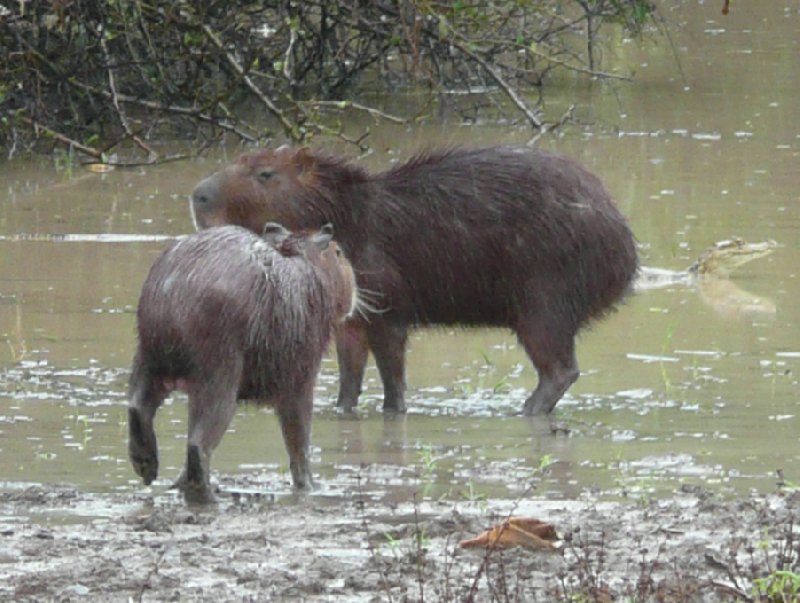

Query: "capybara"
<box><xmin>127</xmin><ymin>222</ymin><xmax>356</xmax><ymax>502</ymax></box>
<box><xmin>190</xmin><ymin>145</ymin><xmax>638</xmax><ymax>416</ymax></box>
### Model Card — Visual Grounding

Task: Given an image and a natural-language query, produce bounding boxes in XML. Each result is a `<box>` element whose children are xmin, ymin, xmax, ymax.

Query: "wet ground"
<box><xmin>1</xmin><ymin>481</ymin><xmax>798</xmax><ymax>602</ymax></box>
<box><xmin>1</xmin><ymin>1</ymin><xmax>799</xmax><ymax>601</ymax></box>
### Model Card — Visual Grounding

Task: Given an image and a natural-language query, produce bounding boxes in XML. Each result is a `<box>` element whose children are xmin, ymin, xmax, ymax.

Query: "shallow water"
<box><xmin>0</xmin><ymin>1</ymin><xmax>798</xmax><ymax>521</ymax></box>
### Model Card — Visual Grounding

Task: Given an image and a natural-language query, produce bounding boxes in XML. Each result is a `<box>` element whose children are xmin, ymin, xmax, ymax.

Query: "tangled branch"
<box><xmin>0</xmin><ymin>0</ymin><xmax>658</xmax><ymax>161</ymax></box>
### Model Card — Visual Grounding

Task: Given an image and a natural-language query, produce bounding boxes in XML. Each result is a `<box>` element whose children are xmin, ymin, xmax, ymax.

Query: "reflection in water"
<box><xmin>637</xmin><ymin>267</ymin><xmax>778</xmax><ymax>320</ymax></box>
<box><xmin>636</xmin><ymin>238</ymin><xmax>778</xmax><ymax>319</ymax></box>
<box><xmin>0</xmin><ymin>234</ymin><xmax>179</xmax><ymax>243</ymax></box>
<box><xmin>695</xmin><ymin>277</ymin><xmax>776</xmax><ymax>320</ymax></box>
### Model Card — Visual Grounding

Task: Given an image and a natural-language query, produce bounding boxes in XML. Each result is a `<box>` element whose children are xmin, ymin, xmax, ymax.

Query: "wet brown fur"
<box><xmin>191</xmin><ymin>145</ymin><xmax>638</xmax><ymax>416</ymax></box>
<box><xmin>127</xmin><ymin>224</ymin><xmax>355</xmax><ymax>502</ymax></box>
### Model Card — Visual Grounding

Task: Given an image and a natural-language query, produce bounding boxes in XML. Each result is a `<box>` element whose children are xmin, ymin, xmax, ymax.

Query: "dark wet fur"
<box><xmin>127</xmin><ymin>225</ymin><xmax>354</xmax><ymax>502</ymax></box>
<box><xmin>191</xmin><ymin>146</ymin><xmax>639</xmax><ymax>415</ymax></box>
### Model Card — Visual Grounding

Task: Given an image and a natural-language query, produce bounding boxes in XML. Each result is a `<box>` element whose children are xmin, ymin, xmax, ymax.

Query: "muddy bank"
<box><xmin>0</xmin><ymin>479</ymin><xmax>797</xmax><ymax>602</ymax></box>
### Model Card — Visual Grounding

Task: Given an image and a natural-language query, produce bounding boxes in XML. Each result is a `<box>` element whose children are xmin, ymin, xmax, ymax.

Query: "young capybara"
<box><xmin>190</xmin><ymin>145</ymin><xmax>638</xmax><ymax>416</ymax></box>
<box><xmin>127</xmin><ymin>222</ymin><xmax>356</xmax><ymax>502</ymax></box>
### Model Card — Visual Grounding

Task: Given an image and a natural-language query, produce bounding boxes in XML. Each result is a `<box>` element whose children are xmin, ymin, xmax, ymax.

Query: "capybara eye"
<box><xmin>257</xmin><ymin>169</ymin><xmax>274</xmax><ymax>181</ymax></box>
<box><xmin>335</xmin><ymin>248</ymin><xmax>342</xmax><ymax>258</ymax></box>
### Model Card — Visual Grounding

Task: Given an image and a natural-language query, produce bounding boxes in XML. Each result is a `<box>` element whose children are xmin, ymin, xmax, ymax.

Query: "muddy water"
<box><xmin>1</xmin><ymin>2</ymin><xmax>798</xmax><ymax>522</ymax></box>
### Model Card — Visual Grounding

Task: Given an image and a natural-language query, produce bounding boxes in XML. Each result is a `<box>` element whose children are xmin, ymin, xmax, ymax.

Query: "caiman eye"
<box><xmin>257</xmin><ymin>169</ymin><xmax>274</xmax><ymax>181</ymax></box>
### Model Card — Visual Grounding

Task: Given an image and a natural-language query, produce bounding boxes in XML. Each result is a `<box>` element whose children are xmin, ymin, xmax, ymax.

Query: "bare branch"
<box><xmin>446</xmin><ymin>36</ymin><xmax>543</xmax><ymax>129</ymax></box>
<box><xmin>200</xmin><ymin>23</ymin><xmax>298</xmax><ymax>140</ymax></box>
<box><xmin>19</xmin><ymin>117</ymin><xmax>102</xmax><ymax>159</ymax></box>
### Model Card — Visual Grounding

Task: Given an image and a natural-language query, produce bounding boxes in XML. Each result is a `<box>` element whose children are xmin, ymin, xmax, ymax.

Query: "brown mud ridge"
<box><xmin>0</xmin><ymin>481</ymin><xmax>797</xmax><ymax>602</ymax></box>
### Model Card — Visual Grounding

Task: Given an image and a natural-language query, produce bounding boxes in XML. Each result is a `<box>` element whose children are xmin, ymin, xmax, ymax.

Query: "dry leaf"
<box><xmin>85</xmin><ymin>163</ymin><xmax>115</xmax><ymax>173</ymax></box>
<box><xmin>459</xmin><ymin>517</ymin><xmax>558</xmax><ymax>551</ymax></box>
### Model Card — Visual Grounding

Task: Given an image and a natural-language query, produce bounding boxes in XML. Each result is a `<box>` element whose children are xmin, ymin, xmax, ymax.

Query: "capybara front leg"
<box><xmin>367</xmin><ymin>321</ymin><xmax>409</xmax><ymax>413</ymax></box>
<box><xmin>516</xmin><ymin>326</ymin><xmax>579</xmax><ymax>416</ymax></box>
<box><xmin>127</xmin><ymin>360</ymin><xmax>165</xmax><ymax>486</ymax></box>
<box><xmin>277</xmin><ymin>388</ymin><xmax>315</xmax><ymax>490</ymax></box>
<box><xmin>179</xmin><ymin>385</ymin><xmax>238</xmax><ymax>503</ymax></box>
<box><xmin>335</xmin><ymin>322</ymin><xmax>369</xmax><ymax>412</ymax></box>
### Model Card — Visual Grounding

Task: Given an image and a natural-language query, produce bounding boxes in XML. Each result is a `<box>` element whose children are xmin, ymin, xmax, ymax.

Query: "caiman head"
<box><xmin>688</xmin><ymin>238</ymin><xmax>778</xmax><ymax>278</ymax></box>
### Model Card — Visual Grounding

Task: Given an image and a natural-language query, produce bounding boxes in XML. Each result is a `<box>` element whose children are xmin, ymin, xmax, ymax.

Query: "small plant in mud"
<box><xmin>658</xmin><ymin>321</ymin><xmax>679</xmax><ymax>393</ymax></box>
<box><xmin>456</xmin><ymin>351</ymin><xmax>517</xmax><ymax>398</ymax></box>
<box><xmin>610</xmin><ymin>451</ymin><xmax>657</xmax><ymax>506</ymax></box>
<box><xmin>776</xmin><ymin>469</ymin><xmax>800</xmax><ymax>493</ymax></box>
<box><xmin>415</xmin><ymin>442</ymin><xmax>443</xmax><ymax>500</ymax></box>
<box><xmin>746</xmin><ymin>512</ymin><xmax>800</xmax><ymax>603</ymax></box>
<box><xmin>753</xmin><ymin>570</ymin><xmax>800</xmax><ymax>602</ymax></box>
<box><xmin>5</xmin><ymin>303</ymin><xmax>27</xmax><ymax>363</ymax></box>
<box><xmin>459</xmin><ymin>480</ymin><xmax>488</xmax><ymax>510</ymax></box>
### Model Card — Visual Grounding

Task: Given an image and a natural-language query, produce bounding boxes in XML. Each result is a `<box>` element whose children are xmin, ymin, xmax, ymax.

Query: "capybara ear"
<box><xmin>294</xmin><ymin>147</ymin><xmax>317</xmax><ymax>172</ymax></box>
<box><xmin>263</xmin><ymin>222</ymin><xmax>290</xmax><ymax>247</ymax></box>
<box><xmin>312</xmin><ymin>223</ymin><xmax>334</xmax><ymax>249</ymax></box>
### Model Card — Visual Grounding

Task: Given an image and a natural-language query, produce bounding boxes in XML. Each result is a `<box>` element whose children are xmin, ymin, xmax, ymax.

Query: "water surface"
<box><xmin>1</xmin><ymin>1</ymin><xmax>797</xmax><ymax>520</ymax></box>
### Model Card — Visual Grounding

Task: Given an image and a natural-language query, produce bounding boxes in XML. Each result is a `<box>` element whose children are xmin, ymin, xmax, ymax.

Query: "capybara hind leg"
<box><xmin>277</xmin><ymin>388</ymin><xmax>315</xmax><ymax>490</ymax></box>
<box><xmin>128</xmin><ymin>406</ymin><xmax>160</xmax><ymax>485</ymax></box>
<box><xmin>127</xmin><ymin>363</ymin><xmax>166</xmax><ymax>486</ymax></box>
<box><xmin>367</xmin><ymin>321</ymin><xmax>409</xmax><ymax>413</ymax></box>
<box><xmin>516</xmin><ymin>328</ymin><xmax>579</xmax><ymax>416</ymax></box>
<box><xmin>178</xmin><ymin>385</ymin><xmax>238</xmax><ymax>503</ymax></box>
<box><xmin>335</xmin><ymin>322</ymin><xmax>369</xmax><ymax>412</ymax></box>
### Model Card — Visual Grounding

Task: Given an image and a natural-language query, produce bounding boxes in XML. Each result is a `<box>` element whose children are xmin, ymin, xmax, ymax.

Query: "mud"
<box><xmin>1</xmin><ymin>479</ymin><xmax>797</xmax><ymax>602</ymax></box>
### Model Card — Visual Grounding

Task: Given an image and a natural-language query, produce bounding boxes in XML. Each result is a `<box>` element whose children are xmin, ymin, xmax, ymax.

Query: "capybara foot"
<box><xmin>292</xmin><ymin>477</ymin><xmax>315</xmax><ymax>492</ymax></box>
<box><xmin>128</xmin><ymin>407</ymin><xmax>158</xmax><ymax>485</ymax></box>
<box><xmin>335</xmin><ymin>395</ymin><xmax>358</xmax><ymax>413</ymax></box>
<box><xmin>182</xmin><ymin>481</ymin><xmax>218</xmax><ymax>504</ymax></box>
<box><xmin>173</xmin><ymin>444</ymin><xmax>216</xmax><ymax>504</ymax></box>
<box><xmin>522</xmin><ymin>368</ymin><xmax>579</xmax><ymax>416</ymax></box>
<box><xmin>382</xmin><ymin>399</ymin><xmax>407</xmax><ymax>415</ymax></box>
<box><xmin>521</xmin><ymin>399</ymin><xmax>551</xmax><ymax>417</ymax></box>
<box><xmin>289</xmin><ymin>464</ymin><xmax>316</xmax><ymax>491</ymax></box>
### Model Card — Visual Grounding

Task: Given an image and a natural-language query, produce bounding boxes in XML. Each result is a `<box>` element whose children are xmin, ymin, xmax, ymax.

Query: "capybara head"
<box><xmin>262</xmin><ymin>221</ymin><xmax>357</xmax><ymax>322</ymax></box>
<box><xmin>191</xmin><ymin>147</ymin><xmax>365</xmax><ymax>235</ymax></box>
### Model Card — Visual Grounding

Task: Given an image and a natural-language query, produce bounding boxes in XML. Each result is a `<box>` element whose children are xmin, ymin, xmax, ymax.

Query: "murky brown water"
<box><xmin>1</xmin><ymin>2</ymin><xmax>798</xmax><ymax>522</ymax></box>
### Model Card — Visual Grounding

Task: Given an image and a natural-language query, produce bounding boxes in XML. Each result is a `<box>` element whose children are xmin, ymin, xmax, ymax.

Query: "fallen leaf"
<box><xmin>85</xmin><ymin>163</ymin><xmax>115</xmax><ymax>173</ymax></box>
<box><xmin>459</xmin><ymin>517</ymin><xmax>558</xmax><ymax>551</ymax></box>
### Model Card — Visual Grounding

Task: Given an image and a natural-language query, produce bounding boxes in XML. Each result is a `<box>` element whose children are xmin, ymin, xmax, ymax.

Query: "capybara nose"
<box><xmin>190</xmin><ymin>174</ymin><xmax>222</xmax><ymax>230</ymax></box>
<box><xmin>191</xmin><ymin>174</ymin><xmax>220</xmax><ymax>208</ymax></box>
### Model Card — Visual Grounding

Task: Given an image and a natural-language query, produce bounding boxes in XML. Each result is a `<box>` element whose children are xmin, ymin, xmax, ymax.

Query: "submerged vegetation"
<box><xmin>1</xmin><ymin>0</ymin><xmax>659</xmax><ymax>162</ymax></box>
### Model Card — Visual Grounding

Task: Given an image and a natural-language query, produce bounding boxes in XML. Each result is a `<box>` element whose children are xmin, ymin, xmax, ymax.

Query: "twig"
<box><xmin>19</xmin><ymin>116</ymin><xmax>102</xmax><ymax>159</ymax></box>
<box><xmin>292</xmin><ymin>103</ymin><xmax>373</xmax><ymax>151</ymax></box>
<box><xmin>299</xmin><ymin>100</ymin><xmax>408</xmax><ymax>125</ymax></box>
<box><xmin>528</xmin><ymin>104</ymin><xmax>575</xmax><ymax>146</ymax></box>
<box><xmin>412</xmin><ymin>493</ymin><xmax>425</xmax><ymax>603</ymax></box>
<box><xmin>524</xmin><ymin>43</ymin><xmax>629</xmax><ymax>80</ymax></box>
<box><xmin>709</xmin><ymin>580</ymin><xmax>752</xmax><ymax>601</ymax></box>
<box><xmin>137</xmin><ymin>544</ymin><xmax>169</xmax><ymax>602</ymax></box>
<box><xmin>70</xmin><ymin>81</ymin><xmax>259</xmax><ymax>143</ymax></box>
<box><xmin>354</xmin><ymin>472</ymin><xmax>394</xmax><ymax>603</ymax></box>
<box><xmin>446</xmin><ymin>37</ymin><xmax>543</xmax><ymax>129</ymax></box>
<box><xmin>200</xmin><ymin>23</ymin><xmax>298</xmax><ymax>140</ymax></box>
<box><xmin>99</xmin><ymin>32</ymin><xmax>156</xmax><ymax>159</ymax></box>
<box><xmin>93</xmin><ymin>149</ymin><xmax>207</xmax><ymax>168</ymax></box>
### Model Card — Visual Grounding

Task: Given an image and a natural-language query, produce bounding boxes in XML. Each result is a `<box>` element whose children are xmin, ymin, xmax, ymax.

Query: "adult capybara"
<box><xmin>190</xmin><ymin>145</ymin><xmax>638</xmax><ymax>416</ymax></box>
<box><xmin>127</xmin><ymin>223</ymin><xmax>356</xmax><ymax>502</ymax></box>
